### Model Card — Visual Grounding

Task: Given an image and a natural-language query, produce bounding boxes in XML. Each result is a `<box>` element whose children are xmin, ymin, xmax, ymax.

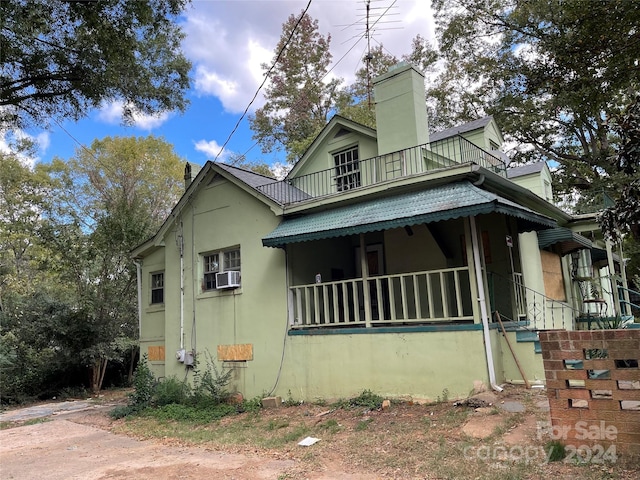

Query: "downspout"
<box><xmin>134</xmin><ymin>259</ymin><xmax>143</xmax><ymax>339</ymax></box>
<box><xmin>177</xmin><ymin>221</ymin><xmax>185</xmax><ymax>350</ymax></box>
<box><xmin>469</xmin><ymin>216</ymin><xmax>503</xmax><ymax>393</ymax></box>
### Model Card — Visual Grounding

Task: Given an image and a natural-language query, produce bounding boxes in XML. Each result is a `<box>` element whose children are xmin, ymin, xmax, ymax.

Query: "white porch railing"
<box><xmin>289</xmin><ymin>267</ymin><xmax>474</xmax><ymax>328</ymax></box>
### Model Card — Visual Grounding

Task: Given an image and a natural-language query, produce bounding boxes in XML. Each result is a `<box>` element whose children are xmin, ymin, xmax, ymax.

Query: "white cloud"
<box><xmin>134</xmin><ymin>111</ymin><xmax>171</xmax><ymax>130</ymax></box>
<box><xmin>0</xmin><ymin>128</ymin><xmax>50</xmax><ymax>167</ymax></box>
<box><xmin>270</xmin><ymin>161</ymin><xmax>291</xmax><ymax>180</ymax></box>
<box><xmin>182</xmin><ymin>1</ymin><xmax>435</xmax><ymax>113</ymax></box>
<box><xmin>97</xmin><ymin>100</ymin><xmax>171</xmax><ymax>130</ymax></box>
<box><xmin>194</xmin><ymin>138</ymin><xmax>232</xmax><ymax>161</ymax></box>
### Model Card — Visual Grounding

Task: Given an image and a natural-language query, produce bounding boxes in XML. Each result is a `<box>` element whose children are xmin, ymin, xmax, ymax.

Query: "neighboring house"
<box><xmin>132</xmin><ymin>63</ymin><xmax>631</xmax><ymax>401</ymax></box>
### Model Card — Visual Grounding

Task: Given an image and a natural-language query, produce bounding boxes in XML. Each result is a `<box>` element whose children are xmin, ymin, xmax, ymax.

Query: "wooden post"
<box><xmin>360</xmin><ymin>233</ymin><xmax>372</xmax><ymax>327</ymax></box>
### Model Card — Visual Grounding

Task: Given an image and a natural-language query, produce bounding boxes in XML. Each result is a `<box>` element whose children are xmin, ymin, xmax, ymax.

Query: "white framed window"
<box><xmin>150</xmin><ymin>272</ymin><xmax>164</xmax><ymax>304</ymax></box>
<box><xmin>202</xmin><ymin>247</ymin><xmax>241</xmax><ymax>291</ymax></box>
<box><xmin>333</xmin><ymin>146</ymin><xmax>360</xmax><ymax>192</ymax></box>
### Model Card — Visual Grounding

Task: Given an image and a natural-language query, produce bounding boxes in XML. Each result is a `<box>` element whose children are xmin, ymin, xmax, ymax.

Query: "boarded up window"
<box><xmin>147</xmin><ymin>345</ymin><xmax>165</xmax><ymax>361</ymax></box>
<box><xmin>217</xmin><ymin>344</ymin><xmax>253</xmax><ymax>361</ymax></box>
<box><xmin>541</xmin><ymin>250</ymin><xmax>565</xmax><ymax>301</ymax></box>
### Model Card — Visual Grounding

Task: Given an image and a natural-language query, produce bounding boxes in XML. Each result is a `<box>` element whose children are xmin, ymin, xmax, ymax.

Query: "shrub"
<box><xmin>190</xmin><ymin>350</ymin><xmax>232</xmax><ymax>407</ymax></box>
<box><xmin>239</xmin><ymin>396</ymin><xmax>263</xmax><ymax>413</ymax></box>
<box><xmin>153</xmin><ymin>376</ymin><xmax>191</xmax><ymax>406</ymax></box>
<box><xmin>348</xmin><ymin>390</ymin><xmax>383</xmax><ymax>410</ymax></box>
<box><xmin>109</xmin><ymin>404</ymin><xmax>138</xmax><ymax>420</ymax></box>
<box><xmin>129</xmin><ymin>354</ymin><xmax>155</xmax><ymax>408</ymax></box>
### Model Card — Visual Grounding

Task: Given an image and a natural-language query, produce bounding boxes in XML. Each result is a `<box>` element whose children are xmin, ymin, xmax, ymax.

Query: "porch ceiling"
<box><xmin>537</xmin><ymin>227</ymin><xmax>592</xmax><ymax>256</ymax></box>
<box><xmin>262</xmin><ymin>181</ymin><xmax>557</xmax><ymax>248</ymax></box>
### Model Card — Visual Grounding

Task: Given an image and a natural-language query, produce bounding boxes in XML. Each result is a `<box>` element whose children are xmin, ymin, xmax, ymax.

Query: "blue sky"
<box><xmin>10</xmin><ymin>0</ymin><xmax>434</xmax><ymax>170</ymax></box>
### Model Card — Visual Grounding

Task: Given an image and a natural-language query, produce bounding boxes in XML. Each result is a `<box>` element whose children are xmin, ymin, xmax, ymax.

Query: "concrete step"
<box><xmin>515</xmin><ymin>330</ymin><xmax>539</xmax><ymax>343</ymax></box>
<box><xmin>534</xmin><ymin>340</ymin><xmax>542</xmax><ymax>354</ymax></box>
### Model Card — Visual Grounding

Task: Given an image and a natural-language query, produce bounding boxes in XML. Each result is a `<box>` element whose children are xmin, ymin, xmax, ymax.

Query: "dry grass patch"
<box><xmin>106</xmin><ymin>390</ymin><xmax>640</xmax><ymax>480</ymax></box>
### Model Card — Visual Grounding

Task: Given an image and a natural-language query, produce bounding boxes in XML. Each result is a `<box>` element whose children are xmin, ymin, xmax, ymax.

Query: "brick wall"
<box><xmin>539</xmin><ymin>329</ymin><xmax>640</xmax><ymax>455</ymax></box>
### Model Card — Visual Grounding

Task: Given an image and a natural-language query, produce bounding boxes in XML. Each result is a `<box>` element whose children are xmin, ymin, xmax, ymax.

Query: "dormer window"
<box><xmin>333</xmin><ymin>146</ymin><xmax>360</xmax><ymax>192</ymax></box>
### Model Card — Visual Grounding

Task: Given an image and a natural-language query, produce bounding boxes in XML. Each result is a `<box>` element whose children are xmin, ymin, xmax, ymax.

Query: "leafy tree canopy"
<box><xmin>0</xmin><ymin>0</ymin><xmax>192</xmax><ymax>130</ymax></box>
<box><xmin>49</xmin><ymin>135</ymin><xmax>186</xmax><ymax>231</ymax></box>
<box><xmin>430</xmin><ymin>0</ymin><xmax>639</xmax><ymax>202</ymax></box>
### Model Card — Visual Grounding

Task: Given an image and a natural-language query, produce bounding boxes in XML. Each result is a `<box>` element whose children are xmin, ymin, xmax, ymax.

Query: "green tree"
<box><xmin>249</xmin><ymin>11</ymin><xmax>342</xmax><ymax>163</ymax></box>
<box><xmin>0</xmin><ymin>152</ymin><xmax>58</xmax><ymax>311</ymax></box>
<box><xmin>430</xmin><ymin>0</ymin><xmax>639</xmax><ymax>211</ymax></box>
<box><xmin>600</xmin><ymin>96</ymin><xmax>640</xmax><ymax>240</ymax></box>
<box><xmin>44</xmin><ymin>136</ymin><xmax>186</xmax><ymax>392</ymax></box>
<box><xmin>0</xmin><ymin>0</ymin><xmax>191</xmax><ymax>130</ymax></box>
<box><xmin>51</xmin><ymin>135</ymin><xmax>186</xmax><ymax>229</ymax></box>
<box><xmin>0</xmin><ymin>136</ymin><xmax>187</xmax><ymax>399</ymax></box>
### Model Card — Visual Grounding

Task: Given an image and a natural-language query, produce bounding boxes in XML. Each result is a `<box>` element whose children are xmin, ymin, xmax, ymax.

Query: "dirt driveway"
<box><xmin>0</xmin><ymin>418</ymin><xmax>298</xmax><ymax>480</ymax></box>
<box><xmin>0</xmin><ymin>401</ymin><xmax>374</xmax><ymax>480</ymax></box>
<box><xmin>2</xmin><ymin>388</ymin><xmax>638</xmax><ymax>479</ymax></box>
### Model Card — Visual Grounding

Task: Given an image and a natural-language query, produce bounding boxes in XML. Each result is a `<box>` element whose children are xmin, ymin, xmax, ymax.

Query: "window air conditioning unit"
<box><xmin>216</xmin><ymin>271</ymin><xmax>241</xmax><ymax>289</ymax></box>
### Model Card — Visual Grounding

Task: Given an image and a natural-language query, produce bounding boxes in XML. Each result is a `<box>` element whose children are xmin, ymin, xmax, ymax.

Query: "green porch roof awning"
<box><xmin>263</xmin><ymin>181</ymin><xmax>557</xmax><ymax>248</ymax></box>
<box><xmin>537</xmin><ymin>227</ymin><xmax>592</xmax><ymax>255</ymax></box>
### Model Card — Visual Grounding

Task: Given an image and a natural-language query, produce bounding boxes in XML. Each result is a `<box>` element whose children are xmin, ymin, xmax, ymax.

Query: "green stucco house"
<box><xmin>132</xmin><ymin>63</ymin><xmax>630</xmax><ymax>402</ymax></box>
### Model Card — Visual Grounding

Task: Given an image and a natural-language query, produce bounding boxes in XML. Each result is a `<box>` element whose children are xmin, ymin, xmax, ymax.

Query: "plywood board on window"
<box><xmin>541</xmin><ymin>250</ymin><xmax>566</xmax><ymax>301</ymax></box>
<box><xmin>147</xmin><ymin>345</ymin><xmax>165</xmax><ymax>361</ymax></box>
<box><xmin>217</xmin><ymin>344</ymin><xmax>253</xmax><ymax>361</ymax></box>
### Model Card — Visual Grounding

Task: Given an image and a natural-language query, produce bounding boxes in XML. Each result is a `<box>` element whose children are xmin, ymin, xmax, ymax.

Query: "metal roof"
<box><xmin>215</xmin><ymin>162</ymin><xmax>307</xmax><ymax>205</ymax></box>
<box><xmin>537</xmin><ymin>227</ymin><xmax>592</xmax><ymax>255</ymax></box>
<box><xmin>263</xmin><ymin>181</ymin><xmax>556</xmax><ymax>248</ymax></box>
<box><xmin>429</xmin><ymin>117</ymin><xmax>493</xmax><ymax>142</ymax></box>
<box><xmin>507</xmin><ymin>162</ymin><xmax>546</xmax><ymax>179</ymax></box>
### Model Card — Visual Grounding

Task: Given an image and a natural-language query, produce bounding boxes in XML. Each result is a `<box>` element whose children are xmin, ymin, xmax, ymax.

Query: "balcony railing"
<box><xmin>289</xmin><ymin>266</ymin><xmax>474</xmax><ymax>328</ymax></box>
<box><xmin>257</xmin><ymin>135</ymin><xmax>507</xmax><ymax>206</ymax></box>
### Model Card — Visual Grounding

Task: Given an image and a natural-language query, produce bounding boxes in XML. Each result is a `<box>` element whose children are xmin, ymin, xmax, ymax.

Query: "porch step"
<box><xmin>515</xmin><ymin>330</ymin><xmax>539</xmax><ymax>343</ymax></box>
<box><xmin>515</xmin><ymin>330</ymin><xmax>541</xmax><ymax>354</ymax></box>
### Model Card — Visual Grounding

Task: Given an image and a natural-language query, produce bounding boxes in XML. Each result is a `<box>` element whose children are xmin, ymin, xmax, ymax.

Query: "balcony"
<box><xmin>257</xmin><ymin>135</ymin><xmax>507</xmax><ymax>206</ymax></box>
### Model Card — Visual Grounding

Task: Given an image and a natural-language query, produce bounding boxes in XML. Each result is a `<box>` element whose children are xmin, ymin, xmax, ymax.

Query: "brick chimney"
<box><xmin>372</xmin><ymin>62</ymin><xmax>429</xmax><ymax>156</ymax></box>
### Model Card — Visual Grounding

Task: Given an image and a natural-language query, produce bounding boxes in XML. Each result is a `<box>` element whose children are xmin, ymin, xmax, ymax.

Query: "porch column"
<box><xmin>463</xmin><ymin>218</ymin><xmax>481</xmax><ymax>323</ymax></box>
<box><xmin>285</xmin><ymin>246</ymin><xmax>295</xmax><ymax>326</ymax></box>
<box><xmin>359</xmin><ymin>233</ymin><xmax>373</xmax><ymax>327</ymax></box>
<box><xmin>469</xmin><ymin>216</ymin><xmax>501</xmax><ymax>391</ymax></box>
<box><xmin>606</xmin><ymin>239</ymin><xmax>621</xmax><ymax>316</ymax></box>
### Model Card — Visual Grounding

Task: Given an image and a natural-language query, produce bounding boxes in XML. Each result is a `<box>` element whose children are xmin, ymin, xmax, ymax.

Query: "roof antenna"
<box><xmin>364</xmin><ymin>0</ymin><xmax>373</xmax><ymax>109</ymax></box>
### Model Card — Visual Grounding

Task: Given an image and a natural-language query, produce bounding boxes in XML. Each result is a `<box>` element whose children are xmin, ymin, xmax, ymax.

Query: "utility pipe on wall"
<box><xmin>469</xmin><ymin>216</ymin><xmax>503</xmax><ymax>393</ymax></box>
<box><xmin>134</xmin><ymin>259</ymin><xmax>143</xmax><ymax>339</ymax></box>
<box><xmin>177</xmin><ymin>221</ymin><xmax>185</xmax><ymax>350</ymax></box>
